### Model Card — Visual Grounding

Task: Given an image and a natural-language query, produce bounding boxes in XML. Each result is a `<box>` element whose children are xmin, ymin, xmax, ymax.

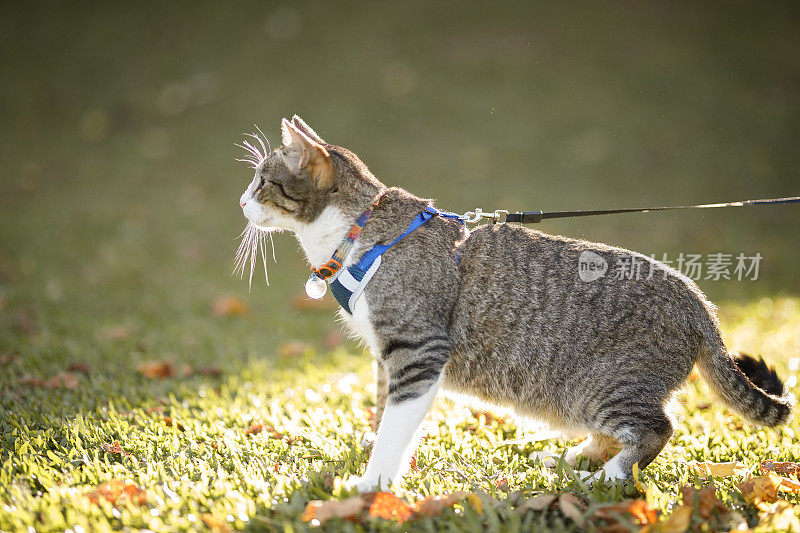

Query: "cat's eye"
<box><xmin>256</xmin><ymin>177</ymin><xmax>266</xmax><ymax>191</ymax></box>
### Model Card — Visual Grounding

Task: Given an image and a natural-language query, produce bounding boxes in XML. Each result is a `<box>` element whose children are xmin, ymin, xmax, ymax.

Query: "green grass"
<box><xmin>1</xmin><ymin>297</ymin><xmax>799</xmax><ymax>531</ymax></box>
<box><xmin>1</xmin><ymin>1</ymin><xmax>799</xmax><ymax>531</ymax></box>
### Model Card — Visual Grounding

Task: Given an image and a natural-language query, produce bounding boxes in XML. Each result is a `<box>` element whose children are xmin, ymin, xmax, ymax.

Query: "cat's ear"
<box><xmin>291</xmin><ymin>115</ymin><xmax>324</xmax><ymax>143</ymax></box>
<box><xmin>280</xmin><ymin>118</ymin><xmax>333</xmax><ymax>189</ymax></box>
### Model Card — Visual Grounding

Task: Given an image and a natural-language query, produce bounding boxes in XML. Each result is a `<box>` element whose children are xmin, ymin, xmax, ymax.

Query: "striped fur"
<box><xmin>239</xmin><ymin>117</ymin><xmax>793</xmax><ymax>490</ymax></box>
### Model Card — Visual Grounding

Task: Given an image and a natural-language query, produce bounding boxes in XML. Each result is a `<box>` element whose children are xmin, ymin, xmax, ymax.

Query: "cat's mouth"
<box><xmin>233</xmin><ymin>222</ymin><xmax>277</xmax><ymax>290</ymax></box>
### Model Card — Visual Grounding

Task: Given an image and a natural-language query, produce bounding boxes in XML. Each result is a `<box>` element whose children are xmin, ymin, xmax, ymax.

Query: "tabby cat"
<box><xmin>237</xmin><ymin>116</ymin><xmax>792</xmax><ymax>492</ymax></box>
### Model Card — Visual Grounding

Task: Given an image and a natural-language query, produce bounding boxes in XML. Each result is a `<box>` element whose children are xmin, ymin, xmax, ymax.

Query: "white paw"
<box><xmin>343</xmin><ymin>475</ymin><xmax>390</xmax><ymax>493</ymax></box>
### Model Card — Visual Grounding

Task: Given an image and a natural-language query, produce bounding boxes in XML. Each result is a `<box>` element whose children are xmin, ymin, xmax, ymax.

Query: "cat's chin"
<box><xmin>253</xmin><ymin>224</ymin><xmax>284</xmax><ymax>233</ymax></box>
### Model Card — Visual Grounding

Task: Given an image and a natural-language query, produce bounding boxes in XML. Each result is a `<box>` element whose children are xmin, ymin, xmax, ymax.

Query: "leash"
<box><xmin>459</xmin><ymin>196</ymin><xmax>800</xmax><ymax>225</ymax></box>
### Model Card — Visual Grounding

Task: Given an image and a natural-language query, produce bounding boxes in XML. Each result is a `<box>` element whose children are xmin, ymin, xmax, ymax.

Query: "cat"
<box><xmin>237</xmin><ymin>116</ymin><xmax>793</xmax><ymax>492</ymax></box>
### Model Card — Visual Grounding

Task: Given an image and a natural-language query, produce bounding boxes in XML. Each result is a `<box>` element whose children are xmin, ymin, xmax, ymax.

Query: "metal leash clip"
<box><xmin>460</xmin><ymin>208</ymin><xmax>509</xmax><ymax>224</ymax></box>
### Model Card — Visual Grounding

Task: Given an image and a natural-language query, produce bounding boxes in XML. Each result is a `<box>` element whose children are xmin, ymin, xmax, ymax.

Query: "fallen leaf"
<box><xmin>146</xmin><ymin>405</ymin><xmax>165</xmax><ymax>414</ymax></box>
<box><xmin>278</xmin><ymin>341</ymin><xmax>312</xmax><ymax>358</ymax></box>
<box><xmin>688</xmin><ymin>461</ymin><xmax>746</xmax><ymax>478</ymax></box>
<box><xmin>136</xmin><ymin>361</ymin><xmax>174</xmax><ymax>379</ymax></box>
<box><xmin>367</xmin><ymin>492</ymin><xmax>413</xmax><ymax>523</ymax></box>
<box><xmin>739</xmin><ymin>472</ymin><xmax>782</xmax><ymax>503</ymax></box>
<box><xmin>779</xmin><ymin>476</ymin><xmax>800</xmax><ymax>493</ymax></box>
<box><xmin>466</xmin><ymin>493</ymin><xmax>483</xmax><ymax>513</ymax></box>
<box><xmin>20</xmin><ymin>372</ymin><xmax>79</xmax><ymax>390</ymax></box>
<box><xmin>195</xmin><ymin>366</ymin><xmax>222</xmax><ymax>377</ymax></box>
<box><xmin>201</xmin><ymin>513</ymin><xmax>231</xmax><ymax>532</ymax></box>
<box><xmin>323</xmin><ymin>329</ymin><xmax>345</xmax><ymax>349</ymax></box>
<box><xmin>414</xmin><ymin>492</ymin><xmax>469</xmax><ymax>517</ymax></box>
<box><xmin>67</xmin><ymin>361</ymin><xmax>91</xmax><ymax>376</ymax></box>
<box><xmin>96</xmin><ymin>324</ymin><xmax>133</xmax><ymax>341</ymax></box>
<box><xmin>558</xmin><ymin>493</ymin><xmax>584</xmax><ymax>527</ymax></box>
<box><xmin>292</xmin><ymin>294</ymin><xmax>336</xmax><ymax>312</ymax></box>
<box><xmin>86</xmin><ymin>480</ymin><xmax>147</xmax><ymax>506</ymax></box>
<box><xmin>593</xmin><ymin>499</ymin><xmax>658</xmax><ymax>525</ymax></box>
<box><xmin>494</xmin><ymin>477</ymin><xmax>509</xmax><ymax>491</ymax></box>
<box><xmin>163</xmin><ymin>416</ymin><xmax>185</xmax><ymax>431</ymax></box>
<box><xmin>515</xmin><ymin>493</ymin><xmax>556</xmax><ymax>513</ymax></box>
<box><xmin>761</xmin><ymin>461</ymin><xmax>800</xmax><ymax>476</ymax></box>
<box><xmin>409</xmin><ymin>454</ymin><xmax>417</xmax><ymax>473</ymax></box>
<box><xmin>212</xmin><ymin>295</ymin><xmax>248</xmax><ymax>316</ymax></box>
<box><xmin>756</xmin><ymin>499</ymin><xmax>800</xmax><ymax>531</ymax></box>
<box><xmin>681</xmin><ymin>484</ymin><xmax>730</xmax><ymax>520</ymax></box>
<box><xmin>0</xmin><ymin>353</ymin><xmax>19</xmax><ymax>366</ymax></box>
<box><xmin>246</xmin><ymin>422</ymin><xmax>263</xmax><ymax>435</ymax></box>
<box><xmin>641</xmin><ymin>505</ymin><xmax>692</xmax><ymax>533</ymax></box>
<box><xmin>100</xmin><ymin>441</ymin><xmax>129</xmax><ymax>455</ymax></box>
<box><xmin>302</xmin><ymin>495</ymin><xmax>367</xmax><ymax>524</ymax></box>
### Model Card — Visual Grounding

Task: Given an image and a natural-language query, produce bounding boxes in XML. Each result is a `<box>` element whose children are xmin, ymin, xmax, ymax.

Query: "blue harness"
<box><xmin>329</xmin><ymin>206</ymin><xmax>463</xmax><ymax>314</ymax></box>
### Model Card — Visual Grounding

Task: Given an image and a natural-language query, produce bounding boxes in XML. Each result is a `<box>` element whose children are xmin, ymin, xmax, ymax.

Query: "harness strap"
<box><xmin>330</xmin><ymin>205</ymin><xmax>455</xmax><ymax>314</ymax></box>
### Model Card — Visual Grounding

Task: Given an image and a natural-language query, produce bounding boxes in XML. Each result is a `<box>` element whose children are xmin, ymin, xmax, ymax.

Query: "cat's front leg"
<box><xmin>347</xmin><ymin>339</ymin><xmax>449</xmax><ymax>492</ymax></box>
<box><xmin>346</xmin><ymin>382</ymin><xmax>439</xmax><ymax>491</ymax></box>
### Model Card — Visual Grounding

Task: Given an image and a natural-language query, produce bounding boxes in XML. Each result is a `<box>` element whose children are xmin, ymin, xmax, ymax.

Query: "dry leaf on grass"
<box><xmin>0</xmin><ymin>353</ymin><xmax>19</xmax><ymax>366</ymax></box>
<box><xmin>738</xmin><ymin>472</ymin><xmax>782</xmax><ymax>503</ymax></box>
<box><xmin>414</xmin><ymin>492</ymin><xmax>470</xmax><ymax>517</ymax></box>
<box><xmin>558</xmin><ymin>493</ymin><xmax>585</xmax><ymax>527</ymax></box>
<box><xmin>278</xmin><ymin>341</ymin><xmax>312</xmax><ymax>358</ymax></box>
<box><xmin>136</xmin><ymin>361</ymin><xmax>174</xmax><ymax>379</ymax></box>
<box><xmin>756</xmin><ymin>499</ymin><xmax>800</xmax><ymax>531</ymax></box>
<box><xmin>761</xmin><ymin>461</ymin><xmax>800</xmax><ymax>476</ymax></box>
<box><xmin>688</xmin><ymin>461</ymin><xmax>746</xmax><ymax>478</ymax></box>
<box><xmin>100</xmin><ymin>441</ymin><xmax>129</xmax><ymax>455</ymax></box>
<box><xmin>302</xmin><ymin>494</ymin><xmax>369</xmax><ymax>524</ymax></box>
<box><xmin>195</xmin><ymin>366</ymin><xmax>222</xmax><ymax>377</ymax></box>
<box><xmin>20</xmin><ymin>371</ymin><xmax>79</xmax><ymax>390</ymax></box>
<box><xmin>292</xmin><ymin>294</ymin><xmax>337</xmax><ymax>312</ymax></box>
<box><xmin>680</xmin><ymin>484</ymin><xmax>730</xmax><ymax>520</ymax></box>
<box><xmin>593</xmin><ymin>499</ymin><xmax>658</xmax><ymax>526</ymax></box>
<box><xmin>640</xmin><ymin>505</ymin><xmax>692</xmax><ymax>533</ymax></box>
<box><xmin>201</xmin><ymin>513</ymin><xmax>231</xmax><ymax>532</ymax></box>
<box><xmin>87</xmin><ymin>480</ymin><xmax>147</xmax><ymax>506</ymax></box>
<box><xmin>515</xmin><ymin>493</ymin><xmax>557</xmax><ymax>514</ymax></box>
<box><xmin>367</xmin><ymin>492</ymin><xmax>413</xmax><ymax>523</ymax></box>
<box><xmin>302</xmin><ymin>492</ymin><xmax>478</xmax><ymax>525</ymax></box>
<box><xmin>67</xmin><ymin>361</ymin><xmax>90</xmax><ymax>375</ymax></box>
<box><xmin>163</xmin><ymin>416</ymin><xmax>185</xmax><ymax>431</ymax></box>
<box><xmin>211</xmin><ymin>295</ymin><xmax>248</xmax><ymax>316</ymax></box>
<box><xmin>246</xmin><ymin>422</ymin><xmax>263</xmax><ymax>435</ymax></box>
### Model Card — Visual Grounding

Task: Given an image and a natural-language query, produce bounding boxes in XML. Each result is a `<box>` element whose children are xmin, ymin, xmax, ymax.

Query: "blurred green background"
<box><xmin>1</xmin><ymin>1</ymin><xmax>799</xmax><ymax>374</ymax></box>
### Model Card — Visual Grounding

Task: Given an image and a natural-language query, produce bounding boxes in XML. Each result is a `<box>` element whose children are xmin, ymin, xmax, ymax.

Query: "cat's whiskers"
<box><xmin>233</xmin><ymin>222</ymin><xmax>273</xmax><ymax>291</ymax></box>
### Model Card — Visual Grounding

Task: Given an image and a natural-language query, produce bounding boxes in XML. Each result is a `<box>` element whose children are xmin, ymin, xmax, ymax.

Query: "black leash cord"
<box><xmin>505</xmin><ymin>196</ymin><xmax>800</xmax><ymax>224</ymax></box>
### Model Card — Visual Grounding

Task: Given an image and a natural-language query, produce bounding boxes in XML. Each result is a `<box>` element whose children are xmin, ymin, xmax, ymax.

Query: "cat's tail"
<box><xmin>697</xmin><ymin>340</ymin><xmax>793</xmax><ymax>427</ymax></box>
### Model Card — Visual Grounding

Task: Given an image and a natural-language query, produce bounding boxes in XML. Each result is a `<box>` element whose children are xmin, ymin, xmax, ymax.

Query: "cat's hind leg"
<box><xmin>590</xmin><ymin>408</ymin><xmax>673</xmax><ymax>483</ymax></box>
<box><xmin>564</xmin><ymin>433</ymin><xmax>620</xmax><ymax>466</ymax></box>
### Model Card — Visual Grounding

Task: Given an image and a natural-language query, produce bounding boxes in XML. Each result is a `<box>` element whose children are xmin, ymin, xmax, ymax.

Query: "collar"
<box><xmin>310</xmin><ymin>194</ymin><xmax>383</xmax><ymax>280</ymax></box>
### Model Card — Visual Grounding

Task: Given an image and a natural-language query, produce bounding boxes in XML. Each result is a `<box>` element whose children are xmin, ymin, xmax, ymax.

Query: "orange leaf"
<box><xmin>641</xmin><ymin>505</ymin><xmax>692</xmax><ymax>533</ymax></box>
<box><xmin>163</xmin><ymin>416</ymin><xmax>185</xmax><ymax>431</ymax></box>
<box><xmin>367</xmin><ymin>492</ymin><xmax>413</xmax><ymax>523</ymax></box>
<box><xmin>87</xmin><ymin>480</ymin><xmax>147</xmax><ymax>506</ymax></box>
<box><xmin>20</xmin><ymin>371</ymin><xmax>79</xmax><ymax>389</ymax></box>
<box><xmin>246</xmin><ymin>423</ymin><xmax>263</xmax><ymax>435</ymax></box>
<box><xmin>100</xmin><ymin>441</ymin><xmax>128</xmax><ymax>455</ymax></box>
<box><xmin>212</xmin><ymin>296</ymin><xmax>249</xmax><ymax>317</ymax></box>
<box><xmin>414</xmin><ymin>492</ymin><xmax>469</xmax><ymax>517</ymax></box>
<box><xmin>136</xmin><ymin>361</ymin><xmax>174</xmax><ymax>379</ymax></box>
<box><xmin>278</xmin><ymin>341</ymin><xmax>312</xmax><ymax>358</ymax></box>
<box><xmin>738</xmin><ymin>473</ymin><xmax>782</xmax><ymax>503</ymax></box>
<box><xmin>761</xmin><ymin>461</ymin><xmax>800</xmax><ymax>476</ymax></box>
<box><xmin>201</xmin><ymin>513</ymin><xmax>231</xmax><ymax>532</ymax></box>
<box><xmin>593</xmin><ymin>499</ymin><xmax>658</xmax><ymax>525</ymax></box>
<box><xmin>301</xmin><ymin>495</ymin><xmax>368</xmax><ymax>524</ymax></box>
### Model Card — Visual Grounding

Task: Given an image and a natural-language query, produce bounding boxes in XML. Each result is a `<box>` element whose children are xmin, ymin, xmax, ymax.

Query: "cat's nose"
<box><xmin>240</xmin><ymin>201</ymin><xmax>246</xmax><ymax>207</ymax></box>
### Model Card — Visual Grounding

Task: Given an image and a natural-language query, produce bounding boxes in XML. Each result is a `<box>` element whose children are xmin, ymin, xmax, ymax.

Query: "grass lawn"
<box><xmin>2</xmin><ymin>2</ymin><xmax>800</xmax><ymax>531</ymax></box>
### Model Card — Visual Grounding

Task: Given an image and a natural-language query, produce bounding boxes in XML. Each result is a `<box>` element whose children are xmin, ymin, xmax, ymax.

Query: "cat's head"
<box><xmin>238</xmin><ymin>116</ymin><xmax>382</xmax><ymax>232</ymax></box>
